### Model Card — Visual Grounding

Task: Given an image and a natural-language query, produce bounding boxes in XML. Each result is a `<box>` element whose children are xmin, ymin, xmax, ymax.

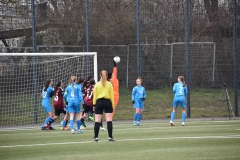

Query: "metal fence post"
<box><xmin>185</xmin><ymin>0</ymin><xmax>191</xmax><ymax>118</ymax></box>
<box><xmin>136</xmin><ymin>0</ymin><xmax>141</xmax><ymax>77</ymax></box>
<box><xmin>31</xmin><ymin>0</ymin><xmax>38</xmax><ymax>124</ymax></box>
<box><xmin>233</xmin><ymin>0</ymin><xmax>238</xmax><ymax>117</ymax></box>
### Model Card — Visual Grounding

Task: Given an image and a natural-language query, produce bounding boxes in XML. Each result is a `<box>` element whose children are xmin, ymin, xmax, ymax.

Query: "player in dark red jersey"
<box><xmin>81</xmin><ymin>78</ymin><xmax>95</xmax><ymax>130</ymax></box>
<box><xmin>82</xmin><ymin>76</ymin><xmax>95</xmax><ymax>122</ymax></box>
<box><xmin>45</xmin><ymin>80</ymin><xmax>69</xmax><ymax>130</ymax></box>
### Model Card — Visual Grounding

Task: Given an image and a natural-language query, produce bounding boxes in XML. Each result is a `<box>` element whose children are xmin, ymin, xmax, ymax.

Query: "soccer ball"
<box><xmin>113</xmin><ymin>56</ymin><xmax>120</xmax><ymax>63</ymax></box>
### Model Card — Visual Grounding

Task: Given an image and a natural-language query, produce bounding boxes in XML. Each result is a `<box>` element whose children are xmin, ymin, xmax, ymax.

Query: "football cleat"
<box><xmin>49</xmin><ymin>127</ymin><xmax>55</xmax><ymax>130</ymax></box>
<box><xmin>182</xmin><ymin>122</ymin><xmax>185</xmax><ymax>126</ymax></box>
<box><xmin>71</xmin><ymin>129</ymin><xmax>75</xmax><ymax>134</ymax></box>
<box><xmin>88</xmin><ymin>116</ymin><xmax>94</xmax><ymax>122</ymax></box>
<box><xmin>133</xmin><ymin>121</ymin><xmax>137</xmax><ymax>126</ymax></box>
<box><xmin>64</xmin><ymin>126</ymin><xmax>70</xmax><ymax>130</ymax></box>
<box><xmin>45</xmin><ymin>124</ymin><xmax>50</xmax><ymax>130</ymax></box>
<box><xmin>77</xmin><ymin>129</ymin><xmax>83</xmax><ymax>134</ymax></box>
<box><xmin>170</xmin><ymin>121</ymin><xmax>174</xmax><ymax>126</ymax></box>
<box><xmin>137</xmin><ymin>122</ymin><xmax>142</xmax><ymax>126</ymax></box>
<box><xmin>41</xmin><ymin>126</ymin><xmax>46</xmax><ymax>130</ymax></box>
<box><xmin>108</xmin><ymin>137</ymin><xmax>116</xmax><ymax>141</ymax></box>
<box><xmin>80</xmin><ymin>126</ymin><xmax>86</xmax><ymax>130</ymax></box>
<box><xmin>100</xmin><ymin>127</ymin><xmax>106</xmax><ymax>131</ymax></box>
<box><xmin>93</xmin><ymin>138</ymin><xmax>98</xmax><ymax>142</ymax></box>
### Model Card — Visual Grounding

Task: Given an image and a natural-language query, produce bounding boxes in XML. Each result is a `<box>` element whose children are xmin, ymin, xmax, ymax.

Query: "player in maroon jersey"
<box><xmin>45</xmin><ymin>80</ymin><xmax>69</xmax><ymax>130</ymax></box>
<box><xmin>82</xmin><ymin>76</ymin><xmax>95</xmax><ymax>122</ymax></box>
<box><xmin>83</xmin><ymin>78</ymin><xmax>95</xmax><ymax>124</ymax></box>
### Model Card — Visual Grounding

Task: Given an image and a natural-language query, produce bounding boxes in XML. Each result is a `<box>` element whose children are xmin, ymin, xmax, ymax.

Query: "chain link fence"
<box><xmin>0</xmin><ymin>0</ymin><xmax>239</xmax><ymax>126</ymax></box>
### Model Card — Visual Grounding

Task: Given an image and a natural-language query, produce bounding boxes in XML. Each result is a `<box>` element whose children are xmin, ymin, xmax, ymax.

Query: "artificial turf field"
<box><xmin>0</xmin><ymin>119</ymin><xmax>240</xmax><ymax>160</ymax></box>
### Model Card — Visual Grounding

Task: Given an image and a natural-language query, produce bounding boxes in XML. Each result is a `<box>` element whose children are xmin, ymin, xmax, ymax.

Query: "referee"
<box><xmin>93</xmin><ymin>70</ymin><xmax>115</xmax><ymax>142</ymax></box>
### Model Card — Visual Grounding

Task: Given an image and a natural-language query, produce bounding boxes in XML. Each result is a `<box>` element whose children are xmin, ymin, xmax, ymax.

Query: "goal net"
<box><xmin>0</xmin><ymin>52</ymin><xmax>97</xmax><ymax>128</ymax></box>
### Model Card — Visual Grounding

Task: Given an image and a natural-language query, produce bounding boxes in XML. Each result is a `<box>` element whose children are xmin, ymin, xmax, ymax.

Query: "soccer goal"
<box><xmin>0</xmin><ymin>52</ymin><xmax>97</xmax><ymax>127</ymax></box>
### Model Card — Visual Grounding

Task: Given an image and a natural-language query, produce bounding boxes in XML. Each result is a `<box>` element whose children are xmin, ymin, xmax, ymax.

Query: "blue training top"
<box><xmin>132</xmin><ymin>86</ymin><xmax>146</xmax><ymax>101</ymax></box>
<box><xmin>42</xmin><ymin>86</ymin><xmax>54</xmax><ymax>103</ymax></box>
<box><xmin>64</xmin><ymin>83</ymin><xmax>84</xmax><ymax>104</ymax></box>
<box><xmin>173</xmin><ymin>82</ymin><xmax>188</xmax><ymax>97</ymax></box>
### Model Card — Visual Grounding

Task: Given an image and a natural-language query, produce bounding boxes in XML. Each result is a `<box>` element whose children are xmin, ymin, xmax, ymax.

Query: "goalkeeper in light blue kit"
<box><xmin>170</xmin><ymin>76</ymin><xmax>188</xmax><ymax>126</ymax></box>
<box><xmin>132</xmin><ymin>77</ymin><xmax>146</xmax><ymax>126</ymax></box>
<box><xmin>41</xmin><ymin>79</ymin><xmax>54</xmax><ymax>130</ymax></box>
<box><xmin>64</xmin><ymin>76</ymin><xmax>85</xmax><ymax>134</ymax></box>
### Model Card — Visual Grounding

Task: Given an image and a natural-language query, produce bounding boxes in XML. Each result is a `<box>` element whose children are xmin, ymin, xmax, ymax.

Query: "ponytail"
<box><xmin>100</xmin><ymin>70</ymin><xmax>108</xmax><ymax>87</ymax></box>
<box><xmin>178</xmin><ymin>76</ymin><xmax>186</xmax><ymax>87</ymax></box>
<box><xmin>182</xmin><ymin>80</ymin><xmax>186</xmax><ymax>87</ymax></box>
<box><xmin>70</xmin><ymin>76</ymin><xmax>77</xmax><ymax>93</ymax></box>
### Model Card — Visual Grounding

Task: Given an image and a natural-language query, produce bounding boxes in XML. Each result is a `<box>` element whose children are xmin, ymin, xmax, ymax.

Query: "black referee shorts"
<box><xmin>95</xmin><ymin>98</ymin><xmax>113</xmax><ymax>114</ymax></box>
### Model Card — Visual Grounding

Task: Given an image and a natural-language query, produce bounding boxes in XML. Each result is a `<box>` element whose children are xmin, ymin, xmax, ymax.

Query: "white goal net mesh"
<box><xmin>0</xmin><ymin>53</ymin><xmax>97</xmax><ymax>127</ymax></box>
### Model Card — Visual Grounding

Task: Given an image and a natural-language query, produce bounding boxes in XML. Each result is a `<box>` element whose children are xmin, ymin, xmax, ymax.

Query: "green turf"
<box><xmin>0</xmin><ymin>119</ymin><xmax>240</xmax><ymax>160</ymax></box>
<box><xmin>1</xmin><ymin>87</ymin><xmax>239</xmax><ymax>126</ymax></box>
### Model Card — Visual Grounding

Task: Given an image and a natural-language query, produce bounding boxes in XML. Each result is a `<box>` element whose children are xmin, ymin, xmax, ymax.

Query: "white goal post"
<box><xmin>0</xmin><ymin>52</ymin><xmax>98</xmax><ymax>82</ymax></box>
<box><xmin>0</xmin><ymin>52</ymin><xmax>97</xmax><ymax>127</ymax></box>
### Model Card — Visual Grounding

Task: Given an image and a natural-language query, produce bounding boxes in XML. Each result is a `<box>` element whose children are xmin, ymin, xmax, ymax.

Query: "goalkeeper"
<box><xmin>108</xmin><ymin>59</ymin><xmax>119</xmax><ymax>119</ymax></box>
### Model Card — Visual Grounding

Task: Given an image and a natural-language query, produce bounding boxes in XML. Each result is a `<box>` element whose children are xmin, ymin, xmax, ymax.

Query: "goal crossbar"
<box><xmin>0</xmin><ymin>52</ymin><xmax>98</xmax><ymax>82</ymax></box>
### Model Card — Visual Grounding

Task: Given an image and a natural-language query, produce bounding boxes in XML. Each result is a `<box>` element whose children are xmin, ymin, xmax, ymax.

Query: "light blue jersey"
<box><xmin>172</xmin><ymin>82</ymin><xmax>188</xmax><ymax>108</ymax></box>
<box><xmin>64</xmin><ymin>83</ymin><xmax>84</xmax><ymax>113</ymax></box>
<box><xmin>132</xmin><ymin>86</ymin><xmax>146</xmax><ymax>109</ymax></box>
<box><xmin>41</xmin><ymin>86</ymin><xmax>54</xmax><ymax>113</ymax></box>
<box><xmin>77</xmin><ymin>83</ymin><xmax>83</xmax><ymax>92</ymax></box>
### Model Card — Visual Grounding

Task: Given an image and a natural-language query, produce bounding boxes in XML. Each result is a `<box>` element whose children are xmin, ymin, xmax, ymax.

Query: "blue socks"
<box><xmin>170</xmin><ymin>112</ymin><xmax>186</xmax><ymax>122</ymax></box>
<box><xmin>134</xmin><ymin>113</ymin><xmax>142</xmax><ymax>122</ymax></box>
<box><xmin>69</xmin><ymin>120</ymin><xmax>82</xmax><ymax>130</ymax></box>
<box><xmin>62</xmin><ymin>120</ymin><xmax>66</xmax><ymax>127</ymax></box>
<box><xmin>182</xmin><ymin>112</ymin><xmax>186</xmax><ymax>123</ymax></box>
<box><xmin>77</xmin><ymin>120</ymin><xmax>82</xmax><ymax>130</ymax></box>
<box><xmin>70</xmin><ymin>120</ymin><xmax>74</xmax><ymax>130</ymax></box>
<box><xmin>43</xmin><ymin>116</ymin><xmax>52</xmax><ymax>127</ymax></box>
<box><xmin>170</xmin><ymin>111</ymin><xmax>175</xmax><ymax>121</ymax></box>
<box><xmin>134</xmin><ymin>113</ymin><xmax>137</xmax><ymax>121</ymax></box>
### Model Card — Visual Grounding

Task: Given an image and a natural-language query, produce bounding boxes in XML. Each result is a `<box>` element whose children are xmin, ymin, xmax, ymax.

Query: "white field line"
<box><xmin>1</xmin><ymin>119</ymin><xmax>239</xmax><ymax>131</ymax></box>
<box><xmin>0</xmin><ymin>135</ymin><xmax>240</xmax><ymax>149</ymax></box>
<box><xmin>0</xmin><ymin>124</ymin><xmax>235</xmax><ymax>132</ymax></box>
<box><xmin>0</xmin><ymin>125</ymin><xmax>234</xmax><ymax>135</ymax></box>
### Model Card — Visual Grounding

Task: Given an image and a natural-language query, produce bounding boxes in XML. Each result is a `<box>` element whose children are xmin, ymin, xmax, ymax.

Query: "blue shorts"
<box><xmin>68</xmin><ymin>102</ymin><xmax>81</xmax><ymax>113</ymax></box>
<box><xmin>133</xmin><ymin>99</ymin><xmax>144</xmax><ymax>109</ymax></box>
<box><xmin>42</xmin><ymin>102</ymin><xmax>52</xmax><ymax>113</ymax></box>
<box><xmin>172</xmin><ymin>96</ymin><xmax>186</xmax><ymax>108</ymax></box>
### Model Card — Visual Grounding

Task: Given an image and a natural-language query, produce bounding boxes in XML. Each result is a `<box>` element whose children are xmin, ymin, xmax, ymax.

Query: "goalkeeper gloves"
<box><xmin>113</xmin><ymin>60</ymin><xmax>117</xmax><ymax>67</ymax></box>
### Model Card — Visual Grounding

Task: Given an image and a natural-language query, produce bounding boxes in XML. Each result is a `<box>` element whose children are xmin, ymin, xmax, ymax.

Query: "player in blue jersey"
<box><xmin>45</xmin><ymin>80</ymin><xmax>70</xmax><ymax>130</ymax></box>
<box><xmin>64</xmin><ymin>76</ymin><xmax>85</xmax><ymax>134</ymax></box>
<box><xmin>77</xmin><ymin>77</ymin><xmax>87</xmax><ymax>129</ymax></box>
<box><xmin>170</xmin><ymin>76</ymin><xmax>188</xmax><ymax>126</ymax></box>
<box><xmin>132</xmin><ymin>77</ymin><xmax>146</xmax><ymax>126</ymax></box>
<box><xmin>41</xmin><ymin>79</ymin><xmax>54</xmax><ymax>130</ymax></box>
